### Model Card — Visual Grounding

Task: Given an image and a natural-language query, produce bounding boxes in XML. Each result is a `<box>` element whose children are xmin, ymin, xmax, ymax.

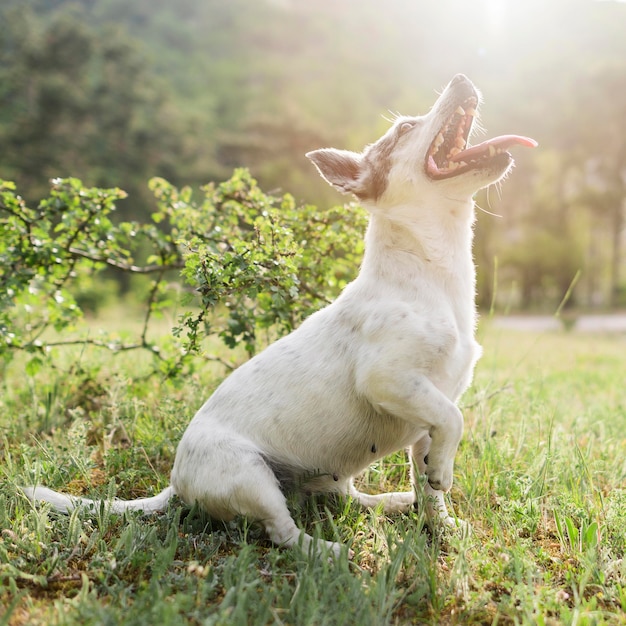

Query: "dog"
<box><xmin>24</xmin><ymin>74</ymin><xmax>536</xmax><ymax>557</ymax></box>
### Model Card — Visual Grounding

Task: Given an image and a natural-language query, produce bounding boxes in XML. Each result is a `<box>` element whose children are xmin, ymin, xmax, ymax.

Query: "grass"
<box><xmin>2</xmin><ymin>321</ymin><xmax>626</xmax><ymax>625</ymax></box>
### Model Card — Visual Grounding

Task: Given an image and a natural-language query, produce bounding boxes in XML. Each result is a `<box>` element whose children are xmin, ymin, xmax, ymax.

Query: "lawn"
<box><xmin>1</xmin><ymin>322</ymin><xmax>626</xmax><ymax>625</ymax></box>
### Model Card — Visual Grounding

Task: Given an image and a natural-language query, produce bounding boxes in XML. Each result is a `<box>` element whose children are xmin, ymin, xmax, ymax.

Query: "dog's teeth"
<box><xmin>449</xmin><ymin>147</ymin><xmax>461</xmax><ymax>158</ymax></box>
<box><xmin>435</xmin><ymin>133</ymin><xmax>445</xmax><ymax>148</ymax></box>
<box><xmin>456</xmin><ymin>106</ymin><xmax>466</xmax><ymax>116</ymax></box>
<box><xmin>488</xmin><ymin>145</ymin><xmax>497</xmax><ymax>157</ymax></box>
<box><xmin>455</xmin><ymin>137</ymin><xmax>466</xmax><ymax>149</ymax></box>
<box><xmin>466</xmin><ymin>107</ymin><xmax>476</xmax><ymax>117</ymax></box>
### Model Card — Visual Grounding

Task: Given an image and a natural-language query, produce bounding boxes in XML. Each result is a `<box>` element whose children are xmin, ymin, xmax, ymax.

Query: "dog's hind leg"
<box><xmin>348</xmin><ymin>481</ymin><xmax>415</xmax><ymax>513</ymax></box>
<box><xmin>171</xmin><ymin>434</ymin><xmax>346</xmax><ymax>558</ymax></box>
<box><xmin>237</xmin><ymin>469</ymin><xmax>346</xmax><ymax>557</ymax></box>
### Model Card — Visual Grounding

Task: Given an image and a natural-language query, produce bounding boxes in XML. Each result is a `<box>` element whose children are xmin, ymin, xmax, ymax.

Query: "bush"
<box><xmin>0</xmin><ymin>170</ymin><xmax>367</xmax><ymax>379</ymax></box>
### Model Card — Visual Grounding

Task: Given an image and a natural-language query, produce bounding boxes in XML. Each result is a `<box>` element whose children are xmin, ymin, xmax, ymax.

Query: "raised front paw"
<box><xmin>425</xmin><ymin>459</ymin><xmax>454</xmax><ymax>492</ymax></box>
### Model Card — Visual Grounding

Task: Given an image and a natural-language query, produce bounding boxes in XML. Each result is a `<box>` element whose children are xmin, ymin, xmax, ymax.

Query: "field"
<box><xmin>1</xmin><ymin>322</ymin><xmax>626</xmax><ymax>625</ymax></box>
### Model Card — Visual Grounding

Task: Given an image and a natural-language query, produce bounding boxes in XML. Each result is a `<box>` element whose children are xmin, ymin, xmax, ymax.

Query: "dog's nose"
<box><xmin>451</xmin><ymin>73</ymin><xmax>471</xmax><ymax>86</ymax></box>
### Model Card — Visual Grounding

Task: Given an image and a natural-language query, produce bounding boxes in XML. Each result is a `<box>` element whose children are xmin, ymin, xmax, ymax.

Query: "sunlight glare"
<box><xmin>485</xmin><ymin>0</ymin><xmax>507</xmax><ymax>38</ymax></box>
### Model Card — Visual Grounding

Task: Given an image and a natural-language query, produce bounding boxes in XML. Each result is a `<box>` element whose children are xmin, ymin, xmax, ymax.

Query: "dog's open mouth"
<box><xmin>425</xmin><ymin>96</ymin><xmax>537</xmax><ymax>180</ymax></box>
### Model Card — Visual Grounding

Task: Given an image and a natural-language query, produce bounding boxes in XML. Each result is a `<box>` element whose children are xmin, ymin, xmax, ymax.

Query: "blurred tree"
<box><xmin>573</xmin><ymin>66</ymin><xmax>626</xmax><ymax>307</ymax></box>
<box><xmin>472</xmin><ymin>0</ymin><xmax>626</xmax><ymax>310</ymax></box>
<box><xmin>2</xmin><ymin>0</ymin><xmax>626</xmax><ymax>309</ymax></box>
<box><xmin>514</xmin><ymin>60</ymin><xmax>626</xmax><ymax>309</ymax></box>
<box><xmin>0</xmin><ymin>3</ymin><xmax>193</xmax><ymax>218</ymax></box>
<box><xmin>503</xmin><ymin>152</ymin><xmax>585</xmax><ymax>309</ymax></box>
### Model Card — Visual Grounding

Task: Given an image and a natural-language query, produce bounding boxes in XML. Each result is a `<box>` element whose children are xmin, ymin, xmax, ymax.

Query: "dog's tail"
<box><xmin>22</xmin><ymin>485</ymin><xmax>175</xmax><ymax>515</ymax></box>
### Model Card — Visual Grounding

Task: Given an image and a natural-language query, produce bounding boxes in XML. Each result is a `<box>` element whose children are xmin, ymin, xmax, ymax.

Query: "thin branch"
<box><xmin>141</xmin><ymin>268</ymin><xmax>166</xmax><ymax>345</ymax></box>
<box><xmin>203</xmin><ymin>354</ymin><xmax>236</xmax><ymax>371</ymax></box>
<box><xmin>35</xmin><ymin>337</ymin><xmax>160</xmax><ymax>357</ymax></box>
<box><xmin>68</xmin><ymin>246</ymin><xmax>184</xmax><ymax>273</ymax></box>
<box><xmin>0</xmin><ymin>202</ymin><xmax>33</xmax><ymax>225</ymax></box>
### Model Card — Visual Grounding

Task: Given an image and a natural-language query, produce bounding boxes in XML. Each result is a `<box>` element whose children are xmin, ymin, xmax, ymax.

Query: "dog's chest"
<box><xmin>436</xmin><ymin>328</ymin><xmax>481</xmax><ymax>399</ymax></box>
<box><xmin>355</xmin><ymin>286</ymin><xmax>478</xmax><ymax>397</ymax></box>
<box><xmin>416</xmin><ymin>275</ymin><xmax>480</xmax><ymax>397</ymax></box>
<box><xmin>416</xmin><ymin>299</ymin><xmax>480</xmax><ymax>399</ymax></box>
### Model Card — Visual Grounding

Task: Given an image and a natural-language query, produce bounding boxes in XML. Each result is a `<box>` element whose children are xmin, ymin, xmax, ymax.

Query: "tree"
<box><xmin>0</xmin><ymin>4</ymin><xmax>192</xmax><ymax>219</ymax></box>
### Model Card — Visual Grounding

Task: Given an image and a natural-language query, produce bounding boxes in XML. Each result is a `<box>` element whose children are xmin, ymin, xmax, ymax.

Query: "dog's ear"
<box><xmin>306</xmin><ymin>149</ymin><xmax>364</xmax><ymax>196</ymax></box>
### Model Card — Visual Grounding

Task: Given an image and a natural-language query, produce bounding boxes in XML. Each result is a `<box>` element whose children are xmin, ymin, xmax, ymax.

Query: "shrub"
<box><xmin>0</xmin><ymin>170</ymin><xmax>367</xmax><ymax>379</ymax></box>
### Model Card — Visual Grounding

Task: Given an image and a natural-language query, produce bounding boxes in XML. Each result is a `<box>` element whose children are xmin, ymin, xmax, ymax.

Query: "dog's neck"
<box><xmin>356</xmin><ymin>197</ymin><xmax>478</xmax><ymax>332</ymax></box>
<box><xmin>361</xmin><ymin>197</ymin><xmax>476</xmax><ymax>277</ymax></box>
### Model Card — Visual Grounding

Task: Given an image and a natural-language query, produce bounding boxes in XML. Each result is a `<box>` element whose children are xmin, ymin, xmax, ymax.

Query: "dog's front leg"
<box><xmin>410</xmin><ymin>434</ymin><xmax>463</xmax><ymax>527</ymax></box>
<box><xmin>360</xmin><ymin>369</ymin><xmax>463</xmax><ymax>493</ymax></box>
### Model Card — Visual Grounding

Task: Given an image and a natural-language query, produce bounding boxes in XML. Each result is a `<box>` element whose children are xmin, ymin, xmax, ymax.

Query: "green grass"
<box><xmin>2</xmin><ymin>323</ymin><xmax>626</xmax><ymax>625</ymax></box>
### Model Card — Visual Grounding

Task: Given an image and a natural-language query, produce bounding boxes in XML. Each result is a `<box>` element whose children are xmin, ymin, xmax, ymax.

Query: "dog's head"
<box><xmin>307</xmin><ymin>74</ymin><xmax>536</xmax><ymax>209</ymax></box>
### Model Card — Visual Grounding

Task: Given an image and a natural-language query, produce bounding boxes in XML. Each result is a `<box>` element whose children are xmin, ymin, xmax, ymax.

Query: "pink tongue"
<box><xmin>450</xmin><ymin>135</ymin><xmax>538</xmax><ymax>162</ymax></box>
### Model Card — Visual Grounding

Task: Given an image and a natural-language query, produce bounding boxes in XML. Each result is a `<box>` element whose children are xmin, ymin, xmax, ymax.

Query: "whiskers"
<box><xmin>477</xmin><ymin>183</ymin><xmax>504</xmax><ymax>218</ymax></box>
<box><xmin>382</xmin><ymin>110</ymin><xmax>403</xmax><ymax>124</ymax></box>
<box><xmin>469</xmin><ymin>116</ymin><xmax>487</xmax><ymax>140</ymax></box>
<box><xmin>475</xmin><ymin>202</ymin><xmax>503</xmax><ymax>219</ymax></box>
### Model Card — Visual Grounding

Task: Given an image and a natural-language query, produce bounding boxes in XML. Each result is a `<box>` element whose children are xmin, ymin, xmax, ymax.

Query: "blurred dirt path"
<box><xmin>492</xmin><ymin>313</ymin><xmax>626</xmax><ymax>333</ymax></box>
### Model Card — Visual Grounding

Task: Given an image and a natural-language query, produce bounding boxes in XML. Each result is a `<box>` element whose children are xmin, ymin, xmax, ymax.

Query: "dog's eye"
<box><xmin>399</xmin><ymin>122</ymin><xmax>415</xmax><ymax>135</ymax></box>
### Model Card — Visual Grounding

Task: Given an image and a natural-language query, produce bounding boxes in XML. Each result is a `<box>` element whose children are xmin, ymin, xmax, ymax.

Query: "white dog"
<box><xmin>24</xmin><ymin>75</ymin><xmax>536</xmax><ymax>557</ymax></box>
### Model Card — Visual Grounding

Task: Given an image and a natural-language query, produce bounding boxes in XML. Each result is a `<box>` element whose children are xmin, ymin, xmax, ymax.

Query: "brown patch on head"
<box><xmin>307</xmin><ymin>118</ymin><xmax>418</xmax><ymax>202</ymax></box>
<box><xmin>357</xmin><ymin>131</ymin><xmax>397</xmax><ymax>202</ymax></box>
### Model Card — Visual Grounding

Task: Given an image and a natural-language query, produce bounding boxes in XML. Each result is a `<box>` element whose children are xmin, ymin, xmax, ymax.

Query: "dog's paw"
<box><xmin>321</xmin><ymin>539</ymin><xmax>352</xmax><ymax>560</ymax></box>
<box><xmin>425</xmin><ymin>465</ymin><xmax>453</xmax><ymax>493</ymax></box>
<box><xmin>440</xmin><ymin>515</ymin><xmax>470</xmax><ymax>533</ymax></box>
<box><xmin>298</xmin><ymin>533</ymin><xmax>353</xmax><ymax>560</ymax></box>
<box><xmin>425</xmin><ymin>507</ymin><xmax>471</xmax><ymax>535</ymax></box>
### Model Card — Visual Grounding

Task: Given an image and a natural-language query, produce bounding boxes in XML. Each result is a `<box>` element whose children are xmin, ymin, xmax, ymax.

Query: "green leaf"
<box><xmin>25</xmin><ymin>356</ymin><xmax>44</xmax><ymax>377</ymax></box>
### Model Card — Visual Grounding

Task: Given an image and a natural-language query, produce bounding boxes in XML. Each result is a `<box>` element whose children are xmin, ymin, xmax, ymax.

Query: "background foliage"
<box><xmin>0</xmin><ymin>170</ymin><xmax>366</xmax><ymax>376</ymax></box>
<box><xmin>2</xmin><ymin>2</ymin><xmax>626</xmax><ymax>624</ymax></box>
<box><xmin>1</xmin><ymin>0</ymin><xmax>625</xmax><ymax>310</ymax></box>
